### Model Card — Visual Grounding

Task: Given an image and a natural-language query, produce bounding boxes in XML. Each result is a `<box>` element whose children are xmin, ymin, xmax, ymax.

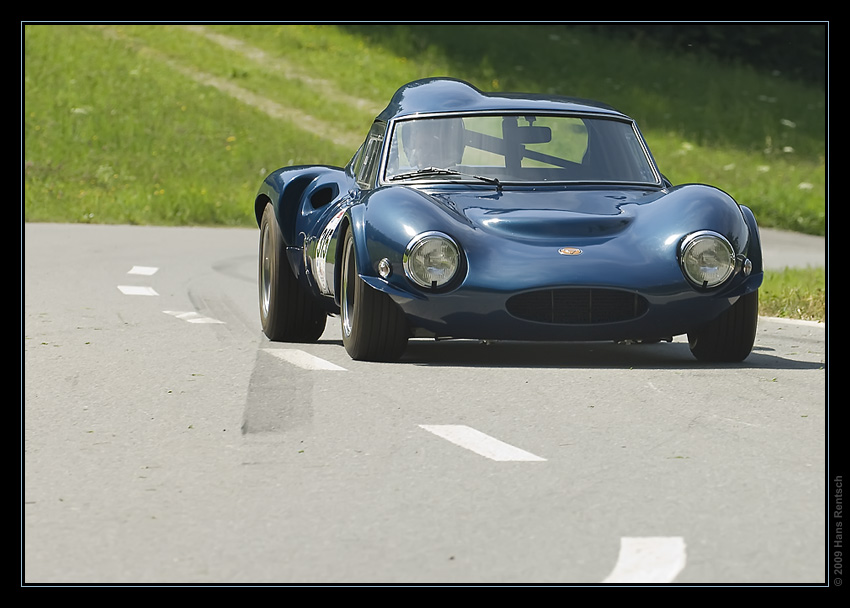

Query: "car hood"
<box><xmin>354</xmin><ymin>182</ymin><xmax>752</xmax><ymax>300</ymax></box>
<box><xmin>424</xmin><ymin>187</ymin><xmax>668</xmax><ymax>241</ymax></box>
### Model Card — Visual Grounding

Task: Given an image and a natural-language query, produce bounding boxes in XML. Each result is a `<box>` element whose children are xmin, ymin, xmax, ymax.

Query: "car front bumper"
<box><xmin>364</xmin><ymin>270</ymin><xmax>762</xmax><ymax>342</ymax></box>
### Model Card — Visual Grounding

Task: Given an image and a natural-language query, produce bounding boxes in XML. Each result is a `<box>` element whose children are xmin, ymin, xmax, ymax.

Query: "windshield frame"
<box><xmin>379</xmin><ymin>111</ymin><xmax>663</xmax><ymax>188</ymax></box>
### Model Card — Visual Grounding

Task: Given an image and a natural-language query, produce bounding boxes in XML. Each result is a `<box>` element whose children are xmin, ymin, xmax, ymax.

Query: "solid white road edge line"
<box><xmin>601</xmin><ymin>536</ymin><xmax>687</xmax><ymax>584</ymax></box>
<box><xmin>263</xmin><ymin>348</ymin><xmax>347</xmax><ymax>371</ymax></box>
<box><xmin>419</xmin><ymin>424</ymin><xmax>546</xmax><ymax>462</ymax></box>
<box><xmin>761</xmin><ymin>315</ymin><xmax>825</xmax><ymax>328</ymax></box>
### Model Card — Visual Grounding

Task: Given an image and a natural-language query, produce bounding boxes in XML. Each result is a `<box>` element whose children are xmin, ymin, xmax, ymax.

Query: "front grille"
<box><xmin>506</xmin><ymin>288</ymin><xmax>649</xmax><ymax>325</ymax></box>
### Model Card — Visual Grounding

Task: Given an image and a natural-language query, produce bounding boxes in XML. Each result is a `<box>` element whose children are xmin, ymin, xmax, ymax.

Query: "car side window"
<box><xmin>355</xmin><ymin>121</ymin><xmax>386</xmax><ymax>189</ymax></box>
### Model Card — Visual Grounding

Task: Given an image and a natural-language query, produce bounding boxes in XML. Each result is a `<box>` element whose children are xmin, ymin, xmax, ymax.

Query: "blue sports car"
<box><xmin>255</xmin><ymin>78</ymin><xmax>762</xmax><ymax>362</ymax></box>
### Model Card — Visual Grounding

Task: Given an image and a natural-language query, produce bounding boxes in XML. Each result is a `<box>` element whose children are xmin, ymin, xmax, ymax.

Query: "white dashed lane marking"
<box><xmin>263</xmin><ymin>348</ymin><xmax>347</xmax><ymax>371</ymax></box>
<box><xmin>117</xmin><ymin>285</ymin><xmax>159</xmax><ymax>296</ymax></box>
<box><xmin>128</xmin><ymin>265</ymin><xmax>159</xmax><ymax>276</ymax></box>
<box><xmin>163</xmin><ymin>310</ymin><xmax>224</xmax><ymax>324</ymax></box>
<box><xmin>118</xmin><ymin>266</ymin><xmax>159</xmax><ymax>295</ymax></box>
<box><xmin>419</xmin><ymin>424</ymin><xmax>546</xmax><ymax>462</ymax></box>
<box><xmin>601</xmin><ymin>537</ymin><xmax>687</xmax><ymax>583</ymax></box>
<box><xmin>118</xmin><ymin>265</ymin><xmax>225</xmax><ymax>323</ymax></box>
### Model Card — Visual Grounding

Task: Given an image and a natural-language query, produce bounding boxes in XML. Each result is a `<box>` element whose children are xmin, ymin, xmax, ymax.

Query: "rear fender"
<box><xmin>254</xmin><ymin>166</ymin><xmax>346</xmax><ymax>246</ymax></box>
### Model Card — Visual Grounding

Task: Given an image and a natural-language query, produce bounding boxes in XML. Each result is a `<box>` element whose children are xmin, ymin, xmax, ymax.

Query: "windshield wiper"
<box><xmin>389</xmin><ymin>167</ymin><xmax>502</xmax><ymax>191</ymax></box>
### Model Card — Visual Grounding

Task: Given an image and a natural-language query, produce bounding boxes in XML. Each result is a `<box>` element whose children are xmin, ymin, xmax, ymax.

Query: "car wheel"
<box><xmin>340</xmin><ymin>228</ymin><xmax>408</xmax><ymax>361</ymax></box>
<box><xmin>688</xmin><ymin>290</ymin><xmax>758</xmax><ymax>362</ymax></box>
<box><xmin>258</xmin><ymin>203</ymin><xmax>327</xmax><ymax>342</ymax></box>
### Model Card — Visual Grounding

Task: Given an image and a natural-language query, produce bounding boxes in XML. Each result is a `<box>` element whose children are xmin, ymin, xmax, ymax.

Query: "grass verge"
<box><xmin>761</xmin><ymin>267</ymin><xmax>825</xmax><ymax>323</ymax></box>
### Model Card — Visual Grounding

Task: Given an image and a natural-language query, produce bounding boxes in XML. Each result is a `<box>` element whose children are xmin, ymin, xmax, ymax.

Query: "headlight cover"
<box><xmin>679</xmin><ymin>230</ymin><xmax>736</xmax><ymax>289</ymax></box>
<box><xmin>403</xmin><ymin>231</ymin><xmax>461</xmax><ymax>289</ymax></box>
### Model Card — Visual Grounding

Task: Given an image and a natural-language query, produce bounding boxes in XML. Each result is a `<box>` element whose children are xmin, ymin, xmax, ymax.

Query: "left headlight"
<box><xmin>403</xmin><ymin>231</ymin><xmax>461</xmax><ymax>289</ymax></box>
<box><xmin>679</xmin><ymin>230</ymin><xmax>736</xmax><ymax>289</ymax></box>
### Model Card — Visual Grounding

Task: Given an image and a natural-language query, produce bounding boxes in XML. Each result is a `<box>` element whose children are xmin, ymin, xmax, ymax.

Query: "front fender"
<box><xmin>340</xmin><ymin>186</ymin><xmax>473</xmax><ymax>295</ymax></box>
<box><xmin>739</xmin><ymin>204</ymin><xmax>763</xmax><ymax>274</ymax></box>
<box><xmin>638</xmin><ymin>184</ymin><xmax>751</xmax><ymax>255</ymax></box>
<box><xmin>725</xmin><ymin>203</ymin><xmax>764</xmax><ymax>298</ymax></box>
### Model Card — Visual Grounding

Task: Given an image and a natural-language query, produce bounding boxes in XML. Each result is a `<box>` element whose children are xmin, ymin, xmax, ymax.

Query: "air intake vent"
<box><xmin>506</xmin><ymin>288</ymin><xmax>648</xmax><ymax>325</ymax></box>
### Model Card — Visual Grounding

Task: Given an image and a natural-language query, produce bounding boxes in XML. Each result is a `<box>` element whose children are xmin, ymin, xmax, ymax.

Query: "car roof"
<box><xmin>376</xmin><ymin>78</ymin><xmax>629</xmax><ymax>121</ymax></box>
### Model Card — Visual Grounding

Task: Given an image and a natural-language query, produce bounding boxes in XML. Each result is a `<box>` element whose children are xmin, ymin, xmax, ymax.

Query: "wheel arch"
<box><xmin>254</xmin><ymin>192</ymin><xmax>273</xmax><ymax>226</ymax></box>
<box><xmin>739</xmin><ymin>204</ymin><xmax>764</xmax><ymax>275</ymax></box>
<box><xmin>333</xmin><ymin>212</ymin><xmax>359</xmax><ymax>308</ymax></box>
<box><xmin>253</xmin><ymin>169</ymin><xmax>329</xmax><ymax>246</ymax></box>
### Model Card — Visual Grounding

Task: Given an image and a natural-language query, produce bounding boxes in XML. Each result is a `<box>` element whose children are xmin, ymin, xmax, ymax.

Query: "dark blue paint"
<box><xmin>254</xmin><ymin>78</ymin><xmax>762</xmax><ymax>343</ymax></box>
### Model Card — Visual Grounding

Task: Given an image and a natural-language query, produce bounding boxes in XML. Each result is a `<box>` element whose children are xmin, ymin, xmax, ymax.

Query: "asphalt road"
<box><xmin>23</xmin><ymin>223</ymin><xmax>827</xmax><ymax>585</ymax></box>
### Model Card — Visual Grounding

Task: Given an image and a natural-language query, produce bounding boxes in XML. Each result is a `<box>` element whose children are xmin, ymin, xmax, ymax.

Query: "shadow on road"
<box><xmin>397</xmin><ymin>339</ymin><xmax>824</xmax><ymax>371</ymax></box>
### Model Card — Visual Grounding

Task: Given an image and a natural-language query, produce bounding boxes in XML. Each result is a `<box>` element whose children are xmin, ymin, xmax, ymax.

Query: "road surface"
<box><xmin>23</xmin><ymin>223</ymin><xmax>827</xmax><ymax>584</ymax></box>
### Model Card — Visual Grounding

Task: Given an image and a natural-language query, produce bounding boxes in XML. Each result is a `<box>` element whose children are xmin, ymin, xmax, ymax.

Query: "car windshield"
<box><xmin>384</xmin><ymin>114</ymin><xmax>659</xmax><ymax>185</ymax></box>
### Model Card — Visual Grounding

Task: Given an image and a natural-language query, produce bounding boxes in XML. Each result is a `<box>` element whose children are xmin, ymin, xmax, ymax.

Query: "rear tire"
<box><xmin>258</xmin><ymin>203</ymin><xmax>327</xmax><ymax>342</ymax></box>
<box><xmin>688</xmin><ymin>290</ymin><xmax>758</xmax><ymax>362</ymax></box>
<box><xmin>340</xmin><ymin>228</ymin><xmax>408</xmax><ymax>361</ymax></box>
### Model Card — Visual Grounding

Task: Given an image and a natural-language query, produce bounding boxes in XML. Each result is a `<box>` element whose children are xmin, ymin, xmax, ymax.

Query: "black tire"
<box><xmin>340</xmin><ymin>228</ymin><xmax>408</xmax><ymax>361</ymax></box>
<box><xmin>258</xmin><ymin>203</ymin><xmax>327</xmax><ymax>342</ymax></box>
<box><xmin>688</xmin><ymin>290</ymin><xmax>758</xmax><ymax>362</ymax></box>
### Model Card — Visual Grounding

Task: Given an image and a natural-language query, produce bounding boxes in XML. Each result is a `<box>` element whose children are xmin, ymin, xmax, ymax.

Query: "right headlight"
<box><xmin>403</xmin><ymin>231</ymin><xmax>461</xmax><ymax>289</ymax></box>
<box><xmin>679</xmin><ymin>230</ymin><xmax>736</xmax><ymax>289</ymax></box>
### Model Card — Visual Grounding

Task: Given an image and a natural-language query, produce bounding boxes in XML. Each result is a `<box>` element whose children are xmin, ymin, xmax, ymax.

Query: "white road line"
<box><xmin>117</xmin><ymin>285</ymin><xmax>158</xmax><ymax>296</ymax></box>
<box><xmin>163</xmin><ymin>310</ymin><xmax>224</xmax><ymax>324</ymax></box>
<box><xmin>763</xmin><ymin>315</ymin><xmax>825</xmax><ymax>329</ymax></box>
<box><xmin>263</xmin><ymin>348</ymin><xmax>347</xmax><ymax>371</ymax></box>
<box><xmin>601</xmin><ymin>537</ymin><xmax>687</xmax><ymax>584</ymax></box>
<box><xmin>419</xmin><ymin>425</ymin><xmax>546</xmax><ymax>462</ymax></box>
<box><xmin>128</xmin><ymin>266</ymin><xmax>159</xmax><ymax>275</ymax></box>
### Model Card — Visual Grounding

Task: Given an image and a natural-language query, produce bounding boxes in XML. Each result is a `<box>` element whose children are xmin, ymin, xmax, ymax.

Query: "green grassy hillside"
<box><xmin>23</xmin><ymin>24</ymin><xmax>826</xmax><ymax>320</ymax></box>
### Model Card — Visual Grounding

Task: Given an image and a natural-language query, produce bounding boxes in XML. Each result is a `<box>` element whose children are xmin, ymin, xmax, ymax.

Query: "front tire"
<box><xmin>258</xmin><ymin>203</ymin><xmax>327</xmax><ymax>342</ymax></box>
<box><xmin>340</xmin><ymin>228</ymin><xmax>408</xmax><ymax>361</ymax></box>
<box><xmin>688</xmin><ymin>290</ymin><xmax>758</xmax><ymax>362</ymax></box>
